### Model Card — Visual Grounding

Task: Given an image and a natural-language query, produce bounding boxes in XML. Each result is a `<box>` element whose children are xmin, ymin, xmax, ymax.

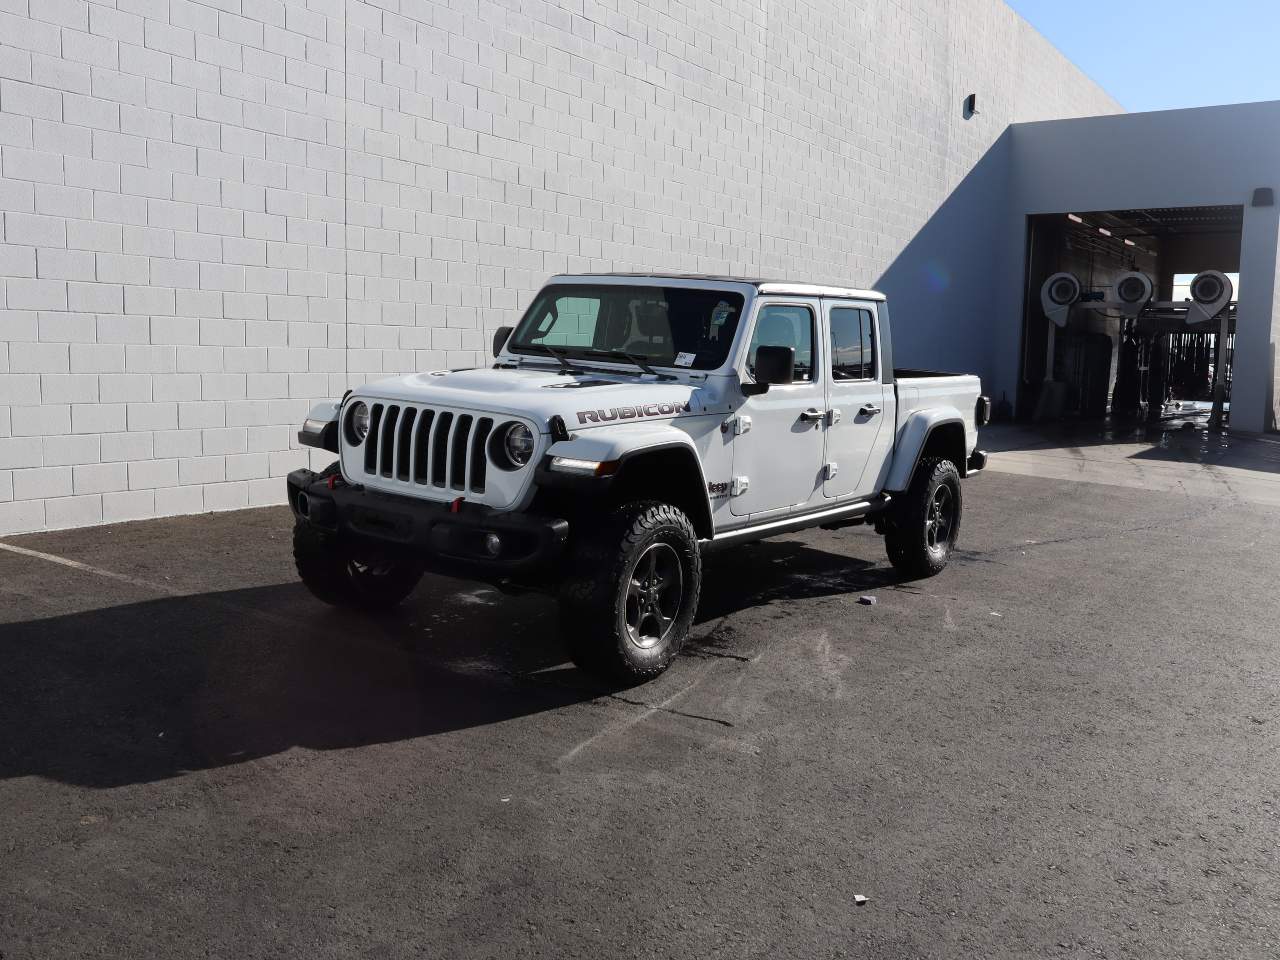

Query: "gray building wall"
<box><xmin>0</xmin><ymin>0</ymin><xmax>1119</xmax><ymax>534</ymax></box>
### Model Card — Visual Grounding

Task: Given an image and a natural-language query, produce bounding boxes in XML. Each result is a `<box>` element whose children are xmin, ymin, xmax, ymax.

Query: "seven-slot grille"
<box><xmin>357</xmin><ymin>402</ymin><xmax>495</xmax><ymax>494</ymax></box>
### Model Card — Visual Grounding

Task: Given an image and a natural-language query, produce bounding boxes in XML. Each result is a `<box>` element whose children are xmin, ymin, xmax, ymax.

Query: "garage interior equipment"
<box><xmin>1019</xmin><ymin>206</ymin><xmax>1242</xmax><ymax>426</ymax></box>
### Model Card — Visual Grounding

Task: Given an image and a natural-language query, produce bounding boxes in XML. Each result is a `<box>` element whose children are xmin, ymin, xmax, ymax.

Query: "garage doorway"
<box><xmin>1018</xmin><ymin>206</ymin><xmax>1242</xmax><ymax>425</ymax></box>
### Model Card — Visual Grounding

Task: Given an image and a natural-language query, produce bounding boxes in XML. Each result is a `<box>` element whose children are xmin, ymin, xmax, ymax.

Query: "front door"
<box><xmin>730</xmin><ymin>299</ymin><xmax>827</xmax><ymax>517</ymax></box>
<box><xmin>822</xmin><ymin>301</ymin><xmax>889</xmax><ymax>499</ymax></box>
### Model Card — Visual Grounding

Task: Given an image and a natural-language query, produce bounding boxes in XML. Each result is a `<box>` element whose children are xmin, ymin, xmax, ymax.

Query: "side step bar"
<box><xmin>967</xmin><ymin>449</ymin><xmax>988</xmax><ymax>475</ymax></box>
<box><xmin>702</xmin><ymin>494</ymin><xmax>891</xmax><ymax>553</ymax></box>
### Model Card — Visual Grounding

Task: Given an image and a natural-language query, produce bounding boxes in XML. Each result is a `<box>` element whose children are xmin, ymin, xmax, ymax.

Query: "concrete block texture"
<box><xmin>0</xmin><ymin>0</ymin><xmax>1120</xmax><ymax>532</ymax></box>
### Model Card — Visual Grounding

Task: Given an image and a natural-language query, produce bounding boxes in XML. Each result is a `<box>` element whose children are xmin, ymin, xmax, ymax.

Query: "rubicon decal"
<box><xmin>577</xmin><ymin>402</ymin><xmax>690</xmax><ymax>424</ymax></box>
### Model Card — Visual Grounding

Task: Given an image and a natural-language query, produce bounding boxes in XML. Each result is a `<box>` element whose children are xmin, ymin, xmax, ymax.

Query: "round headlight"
<box><xmin>502</xmin><ymin>422</ymin><xmax>535</xmax><ymax>467</ymax></box>
<box><xmin>347</xmin><ymin>401</ymin><xmax>370</xmax><ymax>444</ymax></box>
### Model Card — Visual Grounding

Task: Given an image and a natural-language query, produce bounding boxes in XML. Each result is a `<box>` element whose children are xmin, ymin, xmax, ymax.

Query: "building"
<box><xmin>0</xmin><ymin>0</ymin><xmax>1274</xmax><ymax>534</ymax></box>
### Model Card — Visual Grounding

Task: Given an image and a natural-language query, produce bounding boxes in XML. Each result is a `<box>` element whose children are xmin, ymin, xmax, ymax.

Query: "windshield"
<box><xmin>507</xmin><ymin>285</ymin><xmax>745</xmax><ymax>371</ymax></box>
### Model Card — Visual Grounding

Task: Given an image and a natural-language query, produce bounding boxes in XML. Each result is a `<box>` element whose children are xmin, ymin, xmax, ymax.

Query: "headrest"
<box><xmin>632</xmin><ymin>301</ymin><xmax>671</xmax><ymax>340</ymax></box>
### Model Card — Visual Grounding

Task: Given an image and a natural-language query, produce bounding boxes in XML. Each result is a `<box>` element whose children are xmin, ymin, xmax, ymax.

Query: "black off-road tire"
<box><xmin>293</xmin><ymin>520</ymin><xmax>424</xmax><ymax>611</ymax></box>
<box><xmin>884</xmin><ymin>457</ymin><xmax>962</xmax><ymax>578</ymax></box>
<box><xmin>559</xmin><ymin>501</ymin><xmax>702</xmax><ymax>684</ymax></box>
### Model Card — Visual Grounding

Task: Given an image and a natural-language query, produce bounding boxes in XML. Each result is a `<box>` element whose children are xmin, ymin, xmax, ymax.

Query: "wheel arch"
<box><xmin>607</xmin><ymin>443</ymin><xmax>715</xmax><ymax>539</ymax></box>
<box><xmin>886</xmin><ymin>410</ymin><xmax>969</xmax><ymax>492</ymax></box>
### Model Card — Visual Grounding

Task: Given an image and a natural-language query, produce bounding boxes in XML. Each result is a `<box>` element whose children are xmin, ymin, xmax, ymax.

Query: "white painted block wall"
<box><xmin>0</xmin><ymin>0</ymin><xmax>1119</xmax><ymax>534</ymax></box>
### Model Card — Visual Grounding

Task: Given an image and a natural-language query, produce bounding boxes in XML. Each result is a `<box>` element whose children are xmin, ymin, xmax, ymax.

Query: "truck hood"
<box><xmin>354</xmin><ymin>366</ymin><xmax>728</xmax><ymax>431</ymax></box>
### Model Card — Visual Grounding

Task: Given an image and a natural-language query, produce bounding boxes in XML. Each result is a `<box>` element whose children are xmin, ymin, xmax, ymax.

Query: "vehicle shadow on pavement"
<box><xmin>696</xmin><ymin>536</ymin><xmax>900</xmax><ymax>622</ymax></box>
<box><xmin>0</xmin><ymin>574</ymin><xmax>580</xmax><ymax>788</ymax></box>
<box><xmin>0</xmin><ymin>537</ymin><xmax>898</xmax><ymax>788</ymax></box>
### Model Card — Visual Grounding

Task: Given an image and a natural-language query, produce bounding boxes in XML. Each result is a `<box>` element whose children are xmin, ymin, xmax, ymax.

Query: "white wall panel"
<box><xmin>0</xmin><ymin>0</ymin><xmax>1118</xmax><ymax>533</ymax></box>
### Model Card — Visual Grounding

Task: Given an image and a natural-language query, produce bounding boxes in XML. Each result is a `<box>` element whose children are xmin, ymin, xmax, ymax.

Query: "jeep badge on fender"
<box><xmin>289</xmin><ymin>274</ymin><xmax>989</xmax><ymax>684</ymax></box>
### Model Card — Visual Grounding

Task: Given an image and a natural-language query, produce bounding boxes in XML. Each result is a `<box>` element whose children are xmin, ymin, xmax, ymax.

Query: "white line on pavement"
<box><xmin>0</xmin><ymin>540</ymin><xmax>296</xmax><ymax>628</ymax></box>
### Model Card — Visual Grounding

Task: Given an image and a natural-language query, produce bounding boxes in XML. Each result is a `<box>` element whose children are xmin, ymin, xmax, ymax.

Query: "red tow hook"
<box><xmin>450</xmin><ymin>496</ymin><xmax>464</xmax><ymax>513</ymax></box>
<box><xmin>327</xmin><ymin>474</ymin><xmax>337</xmax><ymax>490</ymax></box>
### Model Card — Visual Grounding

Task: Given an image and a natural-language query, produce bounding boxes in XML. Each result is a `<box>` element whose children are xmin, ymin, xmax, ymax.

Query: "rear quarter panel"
<box><xmin>886</xmin><ymin>374</ymin><xmax>982</xmax><ymax>491</ymax></box>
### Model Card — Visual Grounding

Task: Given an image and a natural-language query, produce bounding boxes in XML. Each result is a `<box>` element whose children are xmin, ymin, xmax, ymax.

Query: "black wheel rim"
<box><xmin>348</xmin><ymin>558</ymin><xmax>397</xmax><ymax>579</ymax></box>
<box><xmin>925</xmin><ymin>484</ymin><xmax>954</xmax><ymax>553</ymax></box>
<box><xmin>625</xmin><ymin>542</ymin><xmax>683</xmax><ymax>650</ymax></box>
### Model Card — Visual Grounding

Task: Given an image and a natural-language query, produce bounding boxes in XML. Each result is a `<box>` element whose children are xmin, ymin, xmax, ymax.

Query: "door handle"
<box><xmin>859</xmin><ymin>404</ymin><xmax>881</xmax><ymax>416</ymax></box>
<box><xmin>799</xmin><ymin>408</ymin><xmax>825</xmax><ymax>423</ymax></box>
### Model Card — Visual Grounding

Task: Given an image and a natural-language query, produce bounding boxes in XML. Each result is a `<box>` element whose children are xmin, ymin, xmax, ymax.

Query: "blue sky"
<box><xmin>1004</xmin><ymin>0</ymin><xmax>1280</xmax><ymax>112</ymax></box>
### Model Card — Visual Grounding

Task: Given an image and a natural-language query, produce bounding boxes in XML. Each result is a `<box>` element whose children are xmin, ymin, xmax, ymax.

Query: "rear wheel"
<box><xmin>293</xmin><ymin>521</ymin><xmax>424</xmax><ymax>611</ymax></box>
<box><xmin>884</xmin><ymin>457</ymin><xmax>962</xmax><ymax>578</ymax></box>
<box><xmin>559</xmin><ymin>501</ymin><xmax>701</xmax><ymax>684</ymax></box>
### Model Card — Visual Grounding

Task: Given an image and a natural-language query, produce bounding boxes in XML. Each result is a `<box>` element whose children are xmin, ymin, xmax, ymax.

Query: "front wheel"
<box><xmin>884</xmin><ymin>457</ymin><xmax>962</xmax><ymax>578</ymax></box>
<box><xmin>293</xmin><ymin>521</ymin><xmax>424</xmax><ymax>611</ymax></box>
<box><xmin>559</xmin><ymin>501</ymin><xmax>702</xmax><ymax>684</ymax></box>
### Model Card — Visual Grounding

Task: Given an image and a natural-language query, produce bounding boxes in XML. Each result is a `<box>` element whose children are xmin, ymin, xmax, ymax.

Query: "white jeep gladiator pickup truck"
<box><xmin>288</xmin><ymin>274</ymin><xmax>989</xmax><ymax>682</ymax></box>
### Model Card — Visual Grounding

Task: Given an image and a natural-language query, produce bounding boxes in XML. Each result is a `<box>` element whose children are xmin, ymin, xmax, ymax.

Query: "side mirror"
<box><xmin>742</xmin><ymin>345</ymin><xmax>794</xmax><ymax>396</ymax></box>
<box><xmin>493</xmin><ymin>325</ymin><xmax>513</xmax><ymax>357</ymax></box>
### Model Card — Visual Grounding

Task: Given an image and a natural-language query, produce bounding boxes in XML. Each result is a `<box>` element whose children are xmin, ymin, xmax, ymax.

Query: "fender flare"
<box><xmin>885</xmin><ymin>408</ymin><xmax>967</xmax><ymax>492</ymax></box>
<box><xmin>298</xmin><ymin>399</ymin><xmax>341</xmax><ymax>452</ymax></box>
<box><xmin>542</xmin><ymin>428</ymin><xmax>714</xmax><ymax>537</ymax></box>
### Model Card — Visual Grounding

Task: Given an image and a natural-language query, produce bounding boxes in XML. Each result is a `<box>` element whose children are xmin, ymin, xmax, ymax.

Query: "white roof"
<box><xmin>547</xmin><ymin>273</ymin><xmax>886</xmax><ymax>301</ymax></box>
<box><xmin>755</xmin><ymin>282</ymin><xmax>885</xmax><ymax>301</ymax></box>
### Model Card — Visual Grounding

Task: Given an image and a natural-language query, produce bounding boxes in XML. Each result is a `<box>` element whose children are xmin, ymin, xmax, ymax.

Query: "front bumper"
<box><xmin>286</xmin><ymin>468</ymin><xmax>569</xmax><ymax>577</ymax></box>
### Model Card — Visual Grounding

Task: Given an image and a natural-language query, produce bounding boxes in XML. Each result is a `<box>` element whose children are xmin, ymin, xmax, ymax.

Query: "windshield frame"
<box><xmin>503</xmin><ymin>278</ymin><xmax>757</xmax><ymax>374</ymax></box>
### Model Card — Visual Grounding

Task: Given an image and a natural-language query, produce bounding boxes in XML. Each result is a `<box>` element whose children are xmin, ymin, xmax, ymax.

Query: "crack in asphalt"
<box><xmin>684</xmin><ymin>646</ymin><xmax>753</xmax><ymax>663</ymax></box>
<box><xmin>507</xmin><ymin>663</ymin><xmax>738</xmax><ymax>731</ymax></box>
<box><xmin>603</xmin><ymin>694</ymin><xmax>736</xmax><ymax>727</ymax></box>
<box><xmin>553</xmin><ymin>661</ymin><xmax>729</xmax><ymax>766</ymax></box>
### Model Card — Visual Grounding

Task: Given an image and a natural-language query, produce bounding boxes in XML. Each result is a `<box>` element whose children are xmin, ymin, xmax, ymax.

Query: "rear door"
<box><xmin>821</xmin><ymin>300</ymin><xmax>890</xmax><ymax>499</ymax></box>
<box><xmin>729</xmin><ymin>298</ymin><xmax>826</xmax><ymax>517</ymax></box>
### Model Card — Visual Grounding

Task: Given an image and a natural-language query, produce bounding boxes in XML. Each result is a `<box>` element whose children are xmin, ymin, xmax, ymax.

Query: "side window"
<box><xmin>830</xmin><ymin>307</ymin><xmax>877</xmax><ymax>381</ymax></box>
<box><xmin>747</xmin><ymin>304</ymin><xmax>815</xmax><ymax>382</ymax></box>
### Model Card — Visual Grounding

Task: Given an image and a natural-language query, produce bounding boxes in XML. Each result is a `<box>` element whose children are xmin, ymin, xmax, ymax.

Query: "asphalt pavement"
<box><xmin>2</xmin><ymin>434</ymin><xmax>1279</xmax><ymax>959</ymax></box>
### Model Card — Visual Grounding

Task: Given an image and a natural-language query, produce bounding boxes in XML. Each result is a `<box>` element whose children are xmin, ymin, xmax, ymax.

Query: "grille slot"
<box><xmin>411</xmin><ymin>409</ymin><xmax>434</xmax><ymax>483</ymax></box>
<box><xmin>379</xmin><ymin>405</ymin><xmax>399</xmax><ymax>477</ymax></box>
<box><xmin>431</xmin><ymin>412</ymin><xmax>453</xmax><ymax>487</ymax></box>
<box><xmin>395</xmin><ymin>408</ymin><xmax>416</xmax><ymax>480</ymax></box>
<box><xmin>451</xmin><ymin>415</ymin><xmax>473</xmax><ymax>489</ymax></box>
<box><xmin>364</xmin><ymin>404</ymin><xmax>383</xmax><ymax>474</ymax></box>
<box><xmin>470</xmin><ymin>418</ymin><xmax>493</xmax><ymax>492</ymax></box>
<box><xmin>355</xmin><ymin>401</ymin><xmax>508</xmax><ymax>497</ymax></box>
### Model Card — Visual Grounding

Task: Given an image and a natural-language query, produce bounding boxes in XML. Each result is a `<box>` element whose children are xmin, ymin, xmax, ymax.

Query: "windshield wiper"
<box><xmin>581</xmin><ymin>349</ymin><xmax>675</xmax><ymax>379</ymax></box>
<box><xmin>535</xmin><ymin>342</ymin><xmax>584</xmax><ymax>374</ymax></box>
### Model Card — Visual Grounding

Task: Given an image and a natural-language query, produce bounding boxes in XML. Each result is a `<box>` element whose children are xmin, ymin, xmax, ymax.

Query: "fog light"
<box><xmin>483</xmin><ymin>533</ymin><xmax>502</xmax><ymax>557</ymax></box>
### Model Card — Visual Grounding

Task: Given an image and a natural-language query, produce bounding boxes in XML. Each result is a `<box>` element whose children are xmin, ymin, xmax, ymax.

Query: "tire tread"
<box><xmin>884</xmin><ymin>457</ymin><xmax>961</xmax><ymax>579</ymax></box>
<box><xmin>293</xmin><ymin>519</ymin><xmax>423</xmax><ymax>611</ymax></box>
<box><xmin>560</xmin><ymin>501</ymin><xmax>701</xmax><ymax>683</ymax></box>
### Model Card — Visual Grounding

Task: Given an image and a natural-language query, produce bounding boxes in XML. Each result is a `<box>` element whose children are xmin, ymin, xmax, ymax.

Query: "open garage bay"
<box><xmin>2</xmin><ymin>431</ymin><xmax>1279</xmax><ymax>959</ymax></box>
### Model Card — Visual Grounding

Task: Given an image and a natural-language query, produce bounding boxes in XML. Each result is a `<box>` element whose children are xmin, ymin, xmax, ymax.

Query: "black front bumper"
<box><xmin>286</xmin><ymin>468</ymin><xmax>569</xmax><ymax>577</ymax></box>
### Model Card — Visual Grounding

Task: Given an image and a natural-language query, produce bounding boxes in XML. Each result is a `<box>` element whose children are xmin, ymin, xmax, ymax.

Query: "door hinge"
<box><xmin>731</xmin><ymin>476</ymin><xmax>750</xmax><ymax>496</ymax></box>
<box><xmin>823</xmin><ymin>462</ymin><xmax>839</xmax><ymax>480</ymax></box>
<box><xmin>722</xmin><ymin>414</ymin><xmax>752</xmax><ymax>435</ymax></box>
<box><xmin>827</xmin><ymin>408</ymin><xmax>842</xmax><ymax>425</ymax></box>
